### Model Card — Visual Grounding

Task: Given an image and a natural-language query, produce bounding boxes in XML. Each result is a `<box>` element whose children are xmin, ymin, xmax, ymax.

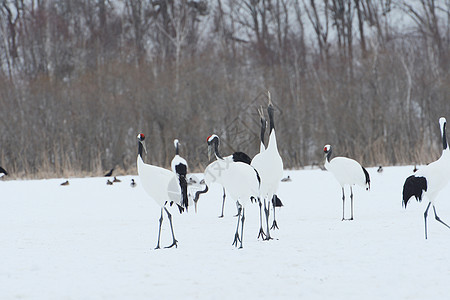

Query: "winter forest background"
<box><xmin>0</xmin><ymin>0</ymin><xmax>448</xmax><ymax>178</ymax></box>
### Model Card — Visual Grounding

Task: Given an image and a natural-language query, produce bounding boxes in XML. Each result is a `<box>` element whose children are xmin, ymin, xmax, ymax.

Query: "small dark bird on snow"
<box><xmin>60</xmin><ymin>180</ymin><xmax>69</xmax><ymax>186</ymax></box>
<box><xmin>188</xmin><ymin>177</ymin><xmax>198</xmax><ymax>185</ymax></box>
<box><xmin>413</xmin><ymin>165</ymin><xmax>418</xmax><ymax>173</ymax></box>
<box><xmin>106</xmin><ymin>179</ymin><xmax>113</xmax><ymax>185</ymax></box>
<box><xmin>377</xmin><ymin>166</ymin><xmax>383</xmax><ymax>173</ymax></box>
<box><xmin>113</xmin><ymin>176</ymin><xmax>121</xmax><ymax>183</ymax></box>
<box><xmin>281</xmin><ymin>175</ymin><xmax>292</xmax><ymax>182</ymax></box>
<box><xmin>104</xmin><ymin>168</ymin><xmax>114</xmax><ymax>177</ymax></box>
<box><xmin>130</xmin><ymin>179</ymin><xmax>136</xmax><ymax>188</ymax></box>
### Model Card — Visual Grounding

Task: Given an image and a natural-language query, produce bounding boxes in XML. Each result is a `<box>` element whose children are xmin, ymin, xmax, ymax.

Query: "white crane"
<box><xmin>257</xmin><ymin>106</ymin><xmax>284</xmax><ymax>231</ymax></box>
<box><xmin>137</xmin><ymin>133</ymin><xmax>186</xmax><ymax>249</ymax></box>
<box><xmin>207</xmin><ymin>134</ymin><xmax>252</xmax><ymax>218</ymax></box>
<box><xmin>251</xmin><ymin>92</ymin><xmax>284</xmax><ymax>240</ymax></box>
<box><xmin>202</xmin><ymin>134</ymin><xmax>261</xmax><ymax>248</ymax></box>
<box><xmin>403</xmin><ymin>117</ymin><xmax>450</xmax><ymax>239</ymax></box>
<box><xmin>171</xmin><ymin>139</ymin><xmax>189</xmax><ymax>211</ymax></box>
<box><xmin>323</xmin><ymin>145</ymin><xmax>371</xmax><ymax>221</ymax></box>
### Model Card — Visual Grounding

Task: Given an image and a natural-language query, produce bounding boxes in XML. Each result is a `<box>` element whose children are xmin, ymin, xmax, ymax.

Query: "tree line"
<box><xmin>0</xmin><ymin>0</ymin><xmax>448</xmax><ymax>178</ymax></box>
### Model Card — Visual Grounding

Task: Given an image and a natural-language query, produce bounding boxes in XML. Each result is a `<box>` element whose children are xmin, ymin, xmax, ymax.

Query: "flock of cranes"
<box><xmin>133</xmin><ymin>91</ymin><xmax>450</xmax><ymax>249</ymax></box>
<box><xmin>0</xmin><ymin>94</ymin><xmax>447</xmax><ymax>249</ymax></box>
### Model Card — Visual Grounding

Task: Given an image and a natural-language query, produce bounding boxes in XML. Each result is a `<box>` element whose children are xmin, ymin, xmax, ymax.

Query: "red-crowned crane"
<box><xmin>251</xmin><ymin>92</ymin><xmax>284</xmax><ymax>240</ymax></box>
<box><xmin>137</xmin><ymin>133</ymin><xmax>187</xmax><ymax>249</ymax></box>
<box><xmin>323</xmin><ymin>145</ymin><xmax>371</xmax><ymax>221</ymax></box>
<box><xmin>207</xmin><ymin>134</ymin><xmax>252</xmax><ymax>218</ymax></box>
<box><xmin>403</xmin><ymin>117</ymin><xmax>450</xmax><ymax>239</ymax></box>
<box><xmin>202</xmin><ymin>134</ymin><xmax>260</xmax><ymax>248</ymax></box>
<box><xmin>253</xmin><ymin>106</ymin><xmax>283</xmax><ymax>239</ymax></box>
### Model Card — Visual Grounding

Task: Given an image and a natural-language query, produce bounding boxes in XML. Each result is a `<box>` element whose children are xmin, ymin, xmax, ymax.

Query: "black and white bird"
<box><xmin>171</xmin><ymin>139</ymin><xmax>189</xmax><ymax>211</ymax></box>
<box><xmin>323</xmin><ymin>145</ymin><xmax>371</xmax><ymax>221</ymax></box>
<box><xmin>137</xmin><ymin>133</ymin><xmax>187</xmax><ymax>249</ymax></box>
<box><xmin>0</xmin><ymin>166</ymin><xmax>7</xmax><ymax>178</ymax></box>
<box><xmin>203</xmin><ymin>134</ymin><xmax>260</xmax><ymax>248</ymax></box>
<box><xmin>130</xmin><ymin>178</ymin><xmax>136</xmax><ymax>188</ymax></box>
<box><xmin>207</xmin><ymin>134</ymin><xmax>252</xmax><ymax>218</ymax></box>
<box><xmin>251</xmin><ymin>92</ymin><xmax>284</xmax><ymax>239</ymax></box>
<box><xmin>377</xmin><ymin>166</ymin><xmax>383</xmax><ymax>173</ymax></box>
<box><xmin>254</xmin><ymin>105</ymin><xmax>283</xmax><ymax>237</ymax></box>
<box><xmin>402</xmin><ymin>117</ymin><xmax>450</xmax><ymax>239</ymax></box>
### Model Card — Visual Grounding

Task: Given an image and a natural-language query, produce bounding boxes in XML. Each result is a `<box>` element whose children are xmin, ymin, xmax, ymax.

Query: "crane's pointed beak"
<box><xmin>142</xmin><ymin>141</ymin><xmax>148</xmax><ymax>154</ymax></box>
<box><xmin>207</xmin><ymin>144</ymin><xmax>213</xmax><ymax>161</ymax></box>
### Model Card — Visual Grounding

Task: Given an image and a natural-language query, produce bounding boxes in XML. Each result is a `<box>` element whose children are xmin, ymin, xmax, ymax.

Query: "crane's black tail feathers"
<box><xmin>0</xmin><ymin>166</ymin><xmax>8</xmax><ymax>176</ymax></box>
<box><xmin>175</xmin><ymin>164</ymin><xmax>189</xmax><ymax>211</ymax></box>
<box><xmin>232</xmin><ymin>152</ymin><xmax>252</xmax><ymax>165</ymax></box>
<box><xmin>361</xmin><ymin>166</ymin><xmax>371</xmax><ymax>191</ymax></box>
<box><xmin>402</xmin><ymin>175</ymin><xmax>427</xmax><ymax>208</ymax></box>
<box><xmin>272</xmin><ymin>195</ymin><xmax>283</xmax><ymax>207</ymax></box>
<box><xmin>179</xmin><ymin>174</ymin><xmax>188</xmax><ymax>211</ymax></box>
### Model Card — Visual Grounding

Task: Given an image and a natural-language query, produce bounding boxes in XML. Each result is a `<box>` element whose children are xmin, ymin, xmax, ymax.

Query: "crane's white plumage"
<box><xmin>252</xmin><ymin>131</ymin><xmax>283</xmax><ymax>195</ymax></box>
<box><xmin>324</xmin><ymin>144</ymin><xmax>370</xmax><ymax>220</ymax></box>
<box><xmin>204</xmin><ymin>159</ymin><xmax>259</xmax><ymax>205</ymax></box>
<box><xmin>203</xmin><ymin>134</ymin><xmax>260</xmax><ymax>248</ymax></box>
<box><xmin>138</xmin><ymin>155</ymin><xmax>181</xmax><ymax>206</ymax></box>
<box><xmin>402</xmin><ymin>117</ymin><xmax>450</xmax><ymax>239</ymax></box>
<box><xmin>325</xmin><ymin>156</ymin><xmax>369</xmax><ymax>189</ymax></box>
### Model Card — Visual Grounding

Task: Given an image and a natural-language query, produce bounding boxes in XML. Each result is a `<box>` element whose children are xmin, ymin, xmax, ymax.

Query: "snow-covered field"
<box><xmin>2</xmin><ymin>166</ymin><xmax>450</xmax><ymax>299</ymax></box>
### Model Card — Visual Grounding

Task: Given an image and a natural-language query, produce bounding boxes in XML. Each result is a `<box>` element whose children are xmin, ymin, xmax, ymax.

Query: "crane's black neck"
<box><xmin>260</xmin><ymin>118</ymin><xmax>266</xmax><ymax>146</ymax></box>
<box><xmin>443</xmin><ymin>123</ymin><xmax>448</xmax><ymax>150</ymax></box>
<box><xmin>268</xmin><ymin>105</ymin><xmax>275</xmax><ymax>133</ymax></box>
<box><xmin>325</xmin><ymin>149</ymin><xmax>332</xmax><ymax>162</ymax></box>
<box><xmin>138</xmin><ymin>141</ymin><xmax>144</xmax><ymax>157</ymax></box>
<box><xmin>175</xmin><ymin>143</ymin><xmax>180</xmax><ymax>155</ymax></box>
<box><xmin>213</xmin><ymin>139</ymin><xmax>223</xmax><ymax>159</ymax></box>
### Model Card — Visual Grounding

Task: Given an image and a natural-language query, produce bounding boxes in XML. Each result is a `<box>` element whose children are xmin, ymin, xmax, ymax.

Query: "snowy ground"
<box><xmin>2</xmin><ymin>166</ymin><xmax>450</xmax><ymax>299</ymax></box>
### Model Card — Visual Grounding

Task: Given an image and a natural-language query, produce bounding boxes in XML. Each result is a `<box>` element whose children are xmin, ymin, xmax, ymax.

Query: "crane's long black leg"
<box><xmin>232</xmin><ymin>205</ymin><xmax>242</xmax><ymax>247</ymax></box>
<box><xmin>155</xmin><ymin>208</ymin><xmax>163</xmax><ymax>250</ymax></box>
<box><xmin>271</xmin><ymin>195</ymin><xmax>279</xmax><ymax>230</ymax></box>
<box><xmin>234</xmin><ymin>201</ymin><xmax>241</xmax><ymax>217</ymax></box>
<box><xmin>350</xmin><ymin>186</ymin><xmax>354</xmax><ymax>221</ymax></box>
<box><xmin>264</xmin><ymin>199</ymin><xmax>272</xmax><ymax>240</ymax></box>
<box><xmin>219</xmin><ymin>188</ymin><xmax>226</xmax><ymax>218</ymax></box>
<box><xmin>424</xmin><ymin>202</ymin><xmax>432</xmax><ymax>239</ymax></box>
<box><xmin>341</xmin><ymin>187</ymin><xmax>346</xmax><ymax>221</ymax></box>
<box><xmin>239</xmin><ymin>208</ymin><xmax>245</xmax><ymax>249</ymax></box>
<box><xmin>257</xmin><ymin>199</ymin><xmax>266</xmax><ymax>239</ymax></box>
<box><xmin>433</xmin><ymin>205</ymin><xmax>450</xmax><ymax>230</ymax></box>
<box><xmin>164</xmin><ymin>208</ymin><xmax>178</xmax><ymax>248</ymax></box>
